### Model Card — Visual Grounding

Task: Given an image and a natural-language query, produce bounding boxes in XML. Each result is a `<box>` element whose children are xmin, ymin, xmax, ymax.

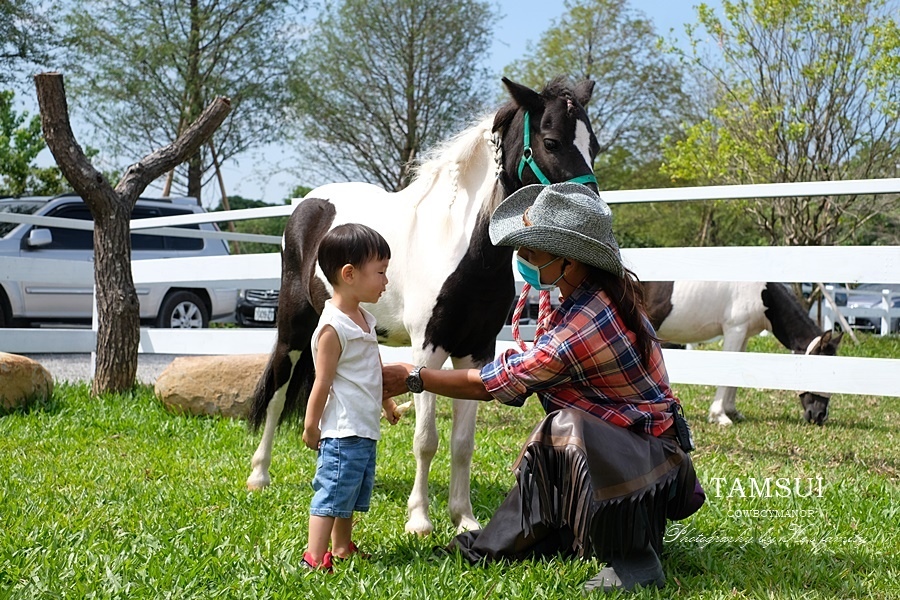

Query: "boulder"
<box><xmin>0</xmin><ymin>352</ymin><xmax>54</xmax><ymax>410</ymax></box>
<box><xmin>154</xmin><ymin>354</ymin><xmax>269</xmax><ymax>419</ymax></box>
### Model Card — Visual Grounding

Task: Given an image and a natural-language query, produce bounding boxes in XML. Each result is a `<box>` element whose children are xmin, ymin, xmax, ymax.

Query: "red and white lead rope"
<box><xmin>511</xmin><ymin>283</ymin><xmax>553</xmax><ymax>351</ymax></box>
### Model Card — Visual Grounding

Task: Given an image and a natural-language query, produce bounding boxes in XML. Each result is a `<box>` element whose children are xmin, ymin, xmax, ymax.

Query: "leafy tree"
<box><xmin>0</xmin><ymin>1</ymin><xmax>54</xmax><ymax>87</ymax></box>
<box><xmin>62</xmin><ymin>0</ymin><xmax>304</xmax><ymax>203</ymax></box>
<box><xmin>0</xmin><ymin>90</ymin><xmax>65</xmax><ymax>196</ymax></box>
<box><xmin>662</xmin><ymin>0</ymin><xmax>900</xmax><ymax>247</ymax></box>
<box><xmin>287</xmin><ymin>0</ymin><xmax>497</xmax><ymax>191</ymax></box>
<box><xmin>503</xmin><ymin>0</ymin><xmax>691</xmax><ymax>189</ymax></box>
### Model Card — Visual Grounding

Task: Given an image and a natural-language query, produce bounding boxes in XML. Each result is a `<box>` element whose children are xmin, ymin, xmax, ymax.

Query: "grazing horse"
<box><xmin>644</xmin><ymin>281</ymin><xmax>843</xmax><ymax>426</ymax></box>
<box><xmin>246</xmin><ymin>77</ymin><xmax>600</xmax><ymax>535</ymax></box>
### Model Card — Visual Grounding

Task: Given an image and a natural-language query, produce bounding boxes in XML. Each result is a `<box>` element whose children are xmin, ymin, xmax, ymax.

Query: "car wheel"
<box><xmin>156</xmin><ymin>291</ymin><xmax>209</xmax><ymax>329</ymax></box>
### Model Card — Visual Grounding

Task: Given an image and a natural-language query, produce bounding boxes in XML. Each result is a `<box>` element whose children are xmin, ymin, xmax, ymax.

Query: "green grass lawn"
<box><xmin>1</xmin><ymin>335</ymin><xmax>898</xmax><ymax>599</ymax></box>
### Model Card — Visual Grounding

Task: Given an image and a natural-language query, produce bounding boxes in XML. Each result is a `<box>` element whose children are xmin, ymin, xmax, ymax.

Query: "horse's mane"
<box><xmin>410</xmin><ymin>113</ymin><xmax>505</xmax><ymax>216</ymax></box>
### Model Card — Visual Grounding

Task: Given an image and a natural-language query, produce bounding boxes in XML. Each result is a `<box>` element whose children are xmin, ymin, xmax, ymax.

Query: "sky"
<box><xmin>30</xmin><ymin>0</ymin><xmax>712</xmax><ymax>207</ymax></box>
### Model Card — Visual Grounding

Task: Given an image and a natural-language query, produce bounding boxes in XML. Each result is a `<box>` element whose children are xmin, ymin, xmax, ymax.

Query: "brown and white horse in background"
<box><xmin>644</xmin><ymin>281</ymin><xmax>842</xmax><ymax>426</ymax></box>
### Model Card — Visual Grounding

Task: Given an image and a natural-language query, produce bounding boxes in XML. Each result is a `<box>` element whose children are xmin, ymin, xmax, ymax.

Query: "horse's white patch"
<box><xmin>805</xmin><ymin>335</ymin><xmax>822</xmax><ymax>356</ymax></box>
<box><xmin>574</xmin><ymin>120</ymin><xmax>593</xmax><ymax>172</ymax></box>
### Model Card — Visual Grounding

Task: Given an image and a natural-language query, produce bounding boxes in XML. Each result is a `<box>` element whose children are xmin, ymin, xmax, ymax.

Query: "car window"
<box><xmin>158</xmin><ymin>206</ymin><xmax>203</xmax><ymax>251</ymax></box>
<box><xmin>45</xmin><ymin>205</ymin><xmax>93</xmax><ymax>249</ymax></box>
<box><xmin>0</xmin><ymin>200</ymin><xmax>44</xmax><ymax>237</ymax></box>
<box><xmin>131</xmin><ymin>206</ymin><xmax>166</xmax><ymax>250</ymax></box>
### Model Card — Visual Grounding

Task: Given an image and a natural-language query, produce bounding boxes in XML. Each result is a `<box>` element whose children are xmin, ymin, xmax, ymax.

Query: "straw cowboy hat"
<box><xmin>489</xmin><ymin>182</ymin><xmax>624</xmax><ymax>277</ymax></box>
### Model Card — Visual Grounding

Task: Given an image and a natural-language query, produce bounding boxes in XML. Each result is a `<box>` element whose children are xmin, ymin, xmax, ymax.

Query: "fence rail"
<box><xmin>2</xmin><ymin>178</ymin><xmax>899</xmax><ymax>397</ymax></box>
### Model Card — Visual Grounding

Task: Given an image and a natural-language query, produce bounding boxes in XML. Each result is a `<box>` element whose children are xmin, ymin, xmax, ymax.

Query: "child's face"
<box><xmin>348</xmin><ymin>257</ymin><xmax>389</xmax><ymax>303</ymax></box>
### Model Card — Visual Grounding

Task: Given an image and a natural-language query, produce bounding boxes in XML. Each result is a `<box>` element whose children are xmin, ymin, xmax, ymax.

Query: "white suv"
<box><xmin>0</xmin><ymin>194</ymin><xmax>238</xmax><ymax>328</ymax></box>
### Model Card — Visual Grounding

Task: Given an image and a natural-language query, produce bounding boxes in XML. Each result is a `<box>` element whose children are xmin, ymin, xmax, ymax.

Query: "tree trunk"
<box><xmin>35</xmin><ymin>71</ymin><xmax>231</xmax><ymax>396</ymax></box>
<box><xmin>91</xmin><ymin>201</ymin><xmax>141</xmax><ymax>393</ymax></box>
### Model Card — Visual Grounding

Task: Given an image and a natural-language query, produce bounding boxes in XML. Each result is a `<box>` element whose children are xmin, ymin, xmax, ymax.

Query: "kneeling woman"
<box><xmin>383</xmin><ymin>182</ymin><xmax>705</xmax><ymax>593</ymax></box>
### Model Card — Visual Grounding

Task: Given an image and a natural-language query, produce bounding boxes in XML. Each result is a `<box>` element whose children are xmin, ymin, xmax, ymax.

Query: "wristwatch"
<box><xmin>406</xmin><ymin>366</ymin><xmax>426</xmax><ymax>394</ymax></box>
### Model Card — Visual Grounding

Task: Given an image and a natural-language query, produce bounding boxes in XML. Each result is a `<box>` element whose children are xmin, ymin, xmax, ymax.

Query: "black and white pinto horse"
<box><xmin>644</xmin><ymin>281</ymin><xmax>843</xmax><ymax>426</ymax></box>
<box><xmin>246</xmin><ymin>77</ymin><xmax>600</xmax><ymax>535</ymax></box>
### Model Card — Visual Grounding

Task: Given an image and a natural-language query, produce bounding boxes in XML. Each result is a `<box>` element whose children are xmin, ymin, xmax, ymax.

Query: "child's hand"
<box><xmin>383</xmin><ymin>400</ymin><xmax>399</xmax><ymax>425</ymax></box>
<box><xmin>383</xmin><ymin>399</ymin><xmax>413</xmax><ymax>425</ymax></box>
<box><xmin>302</xmin><ymin>425</ymin><xmax>321</xmax><ymax>450</ymax></box>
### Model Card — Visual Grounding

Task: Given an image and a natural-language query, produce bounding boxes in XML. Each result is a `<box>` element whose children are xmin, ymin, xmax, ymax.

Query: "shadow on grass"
<box><xmin>374</xmin><ymin>474</ymin><xmax>512</xmax><ymax>514</ymax></box>
<box><xmin>0</xmin><ymin>391</ymin><xmax>65</xmax><ymax>417</ymax></box>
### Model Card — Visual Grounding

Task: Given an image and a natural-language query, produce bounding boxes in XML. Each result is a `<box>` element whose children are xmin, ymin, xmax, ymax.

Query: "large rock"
<box><xmin>154</xmin><ymin>354</ymin><xmax>269</xmax><ymax>419</ymax></box>
<box><xmin>0</xmin><ymin>352</ymin><xmax>54</xmax><ymax>410</ymax></box>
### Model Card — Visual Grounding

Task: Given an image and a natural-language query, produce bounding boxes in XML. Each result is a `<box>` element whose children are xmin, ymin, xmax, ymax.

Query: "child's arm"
<box><xmin>303</xmin><ymin>325</ymin><xmax>341</xmax><ymax>451</ymax></box>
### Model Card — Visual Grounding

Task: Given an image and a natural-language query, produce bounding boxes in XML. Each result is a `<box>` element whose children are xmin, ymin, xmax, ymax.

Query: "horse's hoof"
<box><xmin>708</xmin><ymin>413</ymin><xmax>733</xmax><ymax>426</ymax></box>
<box><xmin>455</xmin><ymin>516</ymin><xmax>480</xmax><ymax>534</ymax></box>
<box><xmin>727</xmin><ymin>411</ymin><xmax>746</xmax><ymax>422</ymax></box>
<box><xmin>405</xmin><ymin>516</ymin><xmax>434</xmax><ymax>537</ymax></box>
<box><xmin>246</xmin><ymin>474</ymin><xmax>270</xmax><ymax>491</ymax></box>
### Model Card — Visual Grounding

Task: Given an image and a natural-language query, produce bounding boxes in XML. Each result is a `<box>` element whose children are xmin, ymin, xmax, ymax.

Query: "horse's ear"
<box><xmin>501</xmin><ymin>77</ymin><xmax>544</xmax><ymax>113</ymax></box>
<box><xmin>573</xmin><ymin>79</ymin><xmax>595</xmax><ymax>107</ymax></box>
<box><xmin>829</xmin><ymin>330</ymin><xmax>844</xmax><ymax>348</ymax></box>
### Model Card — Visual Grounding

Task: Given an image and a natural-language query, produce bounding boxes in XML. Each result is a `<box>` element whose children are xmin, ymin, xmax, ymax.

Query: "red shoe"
<box><xmin>300</xmin><ymin>551</ymin><xmax>333</xmax><ymax>573</ymax></box>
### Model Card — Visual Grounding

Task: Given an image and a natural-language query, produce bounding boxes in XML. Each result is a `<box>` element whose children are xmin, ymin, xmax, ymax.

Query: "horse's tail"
<box><xmin>248</xmin><ymin>197</ymin><xmax>336</xmax><ymax>432</ymax></box>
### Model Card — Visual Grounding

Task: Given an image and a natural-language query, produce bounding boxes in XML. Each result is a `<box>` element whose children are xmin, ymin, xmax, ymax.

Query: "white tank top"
<box><xmin>311</xmin><ymin>300</ymin><xmax>383</xmax><ymax>440</ymax></box>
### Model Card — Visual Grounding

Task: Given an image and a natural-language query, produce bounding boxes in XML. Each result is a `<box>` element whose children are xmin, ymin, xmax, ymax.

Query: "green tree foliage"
<box><xmin>662</xmin><ymin>0</ymin><xmax>900</xmax><ymax>247</ymax></box>
<box><xmin>287</xmin><ymin>0</ymin><xmax>497</xmax><ymax>191</ymax></box>
<box><xmin>0</xmin><ymin>90</ymin><xmax>65</xmax><ymax>196</ymax></box>
<box><xmin>0</xmin><ymin>1</ymin><xmax>54</xmax><ymax>86</ymax></box>
<box><xmin>62</xmin><ymin>0</ymin><xmax>304</xmax><ymax>202</ymax></box>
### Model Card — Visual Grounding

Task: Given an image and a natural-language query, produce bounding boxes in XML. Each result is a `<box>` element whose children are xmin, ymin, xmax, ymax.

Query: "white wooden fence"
<box><xmin>1</xmin><ymin>178</ymin><xmax>898</xmax><ymax>397</ymax></box>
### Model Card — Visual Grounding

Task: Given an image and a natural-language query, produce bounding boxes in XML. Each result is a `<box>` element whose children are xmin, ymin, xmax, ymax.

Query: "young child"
<box><xmin>300</xmin><ymin>223</ymin><xmax>400</xmax><ymax>572</ymax></box>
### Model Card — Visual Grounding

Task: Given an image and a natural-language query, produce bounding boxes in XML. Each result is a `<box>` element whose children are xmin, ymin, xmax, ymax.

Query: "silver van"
<box><xmin>0</xmin><ymin>194</ymin><xmax>238</xmax><ymax>328</ymax></box>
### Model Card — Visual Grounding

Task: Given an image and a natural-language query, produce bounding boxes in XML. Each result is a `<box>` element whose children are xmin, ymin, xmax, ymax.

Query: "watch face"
<box><xmin>406</xmin><ymin>368</ymin><xmax>424</xmax><ymax>393</ymax></box>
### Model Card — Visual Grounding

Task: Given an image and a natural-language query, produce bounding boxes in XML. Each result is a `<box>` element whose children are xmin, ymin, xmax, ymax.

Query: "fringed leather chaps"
<box><xmin>451</xmin><ymin>408</ymin><xmax>703</xmax><ymax>564</ymax></box>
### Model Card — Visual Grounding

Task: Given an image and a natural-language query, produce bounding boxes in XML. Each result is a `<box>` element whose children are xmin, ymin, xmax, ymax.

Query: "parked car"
<box><xmin>842</xmin><ymin>283</ymin><xmax>900</xmax><ymax>333</ymax></box>
<box><xmin>810</xmin><ymin>283</ymin><xmax>900</xmax><ymax>333</ymax></box>
<box><xmin>0</xmin><ymin>193</ymin><xmax>238</xmax><ymax>328</ymax></box>
<box><xmin>236</xmin><ymin>288</ymin><xmax>279</xmax><ymax>327</ymax></box>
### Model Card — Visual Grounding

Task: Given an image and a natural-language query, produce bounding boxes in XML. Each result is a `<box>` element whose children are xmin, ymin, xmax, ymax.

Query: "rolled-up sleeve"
<box><xmin>480</xmin><ymin>338</ymin><xmax>572</xmax><ymax>407</ymax></box>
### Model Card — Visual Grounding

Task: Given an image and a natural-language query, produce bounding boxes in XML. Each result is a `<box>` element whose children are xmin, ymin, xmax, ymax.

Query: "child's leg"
<box><xmin>306</xmin><ymin>515</ymin><xmax>335</xmax><ymax>563</ymax></box>
<box><xmin>331</xmin><ymin>516</ymin><xmax>353</xmax><ymax>558</ymax></box>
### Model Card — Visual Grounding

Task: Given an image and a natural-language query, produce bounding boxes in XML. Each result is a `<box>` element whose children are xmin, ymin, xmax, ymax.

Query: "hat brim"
<box><xmin>489</xmin><ymin>184</ymin><xmax>624</xmax><ymax>276</ymax></box>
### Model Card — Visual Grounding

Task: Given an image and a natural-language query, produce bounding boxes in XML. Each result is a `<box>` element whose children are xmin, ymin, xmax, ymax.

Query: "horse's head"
<box><xmin>799</xmin><ymin>330</ymin><xmax>844</xmax><ymax>425</ymax></box>
<box><xmin>492</xmin><ymin>77</ymin><xmax>600</xmax><ymax>196</ymax></box>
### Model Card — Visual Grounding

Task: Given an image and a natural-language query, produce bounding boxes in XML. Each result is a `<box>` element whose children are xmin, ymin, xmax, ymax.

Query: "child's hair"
<box><xmin>318</xmin><ymin>223</ymin><xmax>392</xmax><ymax>285</ymax></box>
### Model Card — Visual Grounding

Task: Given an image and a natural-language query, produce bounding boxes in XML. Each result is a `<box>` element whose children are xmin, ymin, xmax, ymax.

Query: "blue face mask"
<box><xmin>516</xmin><ymin>254</ymin><xmax>564</xmax><ymax>290</ymax></box>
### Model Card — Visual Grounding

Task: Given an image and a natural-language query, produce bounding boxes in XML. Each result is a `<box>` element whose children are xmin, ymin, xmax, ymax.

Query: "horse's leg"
<box><xmin>448</xmin><ymin>356</ymin><xmax>480</xmax><ymax>533</ymax></box>
<box><xmin>246</xmin><ymin>348</ymin><xmax>300</xmax><ymax>490</ymax></box>
<box><xmin>405</xmin><ymin>350</ymin><xmax>449</xmax><ymax>536</ymax></box>
<box><xmin>246</xmin><ymin>386</ymin><xmax>286</xmax><ymax>490</ymax></box>
<box><xmin>708</xmin><ymin>327</ymin><xmax>749</xmax><ymax>426</ymax></box>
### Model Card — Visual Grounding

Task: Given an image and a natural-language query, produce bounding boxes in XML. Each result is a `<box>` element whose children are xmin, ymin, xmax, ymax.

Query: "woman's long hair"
<box><xmin>589</xmin><ymin>265</ymin><xmax>658</xmax><ymax>368</ymax></box>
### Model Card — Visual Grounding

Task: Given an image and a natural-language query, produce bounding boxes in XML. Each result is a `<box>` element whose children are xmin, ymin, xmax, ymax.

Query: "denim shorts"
<box><xmin>309</xmin><ymin>436</ymin><xmax>377</xmax><ymax>519</ymax></box>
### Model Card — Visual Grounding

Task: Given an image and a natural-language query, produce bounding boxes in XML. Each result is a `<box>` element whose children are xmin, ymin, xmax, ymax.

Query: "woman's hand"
<box><xmin>382</xmin><ymin>362</ymin><xmax>414</xmax><ymax>399</ymax></box>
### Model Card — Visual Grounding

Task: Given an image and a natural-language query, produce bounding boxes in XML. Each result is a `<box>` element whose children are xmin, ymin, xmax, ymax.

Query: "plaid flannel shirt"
<box><xmin>481</xmin><ymin>279</ymin><xmax>677</xmax><ymax>437</ymax></box>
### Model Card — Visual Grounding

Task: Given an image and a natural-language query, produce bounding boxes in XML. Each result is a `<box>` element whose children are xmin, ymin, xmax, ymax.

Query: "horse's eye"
<box><xmin>543</xmin><ymin>139</ymin><xmax>560</xmax><ymax>151</ymax></box>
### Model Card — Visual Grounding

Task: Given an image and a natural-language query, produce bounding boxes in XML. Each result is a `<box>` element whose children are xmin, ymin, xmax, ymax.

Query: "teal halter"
<box><xmin>516</xmin><ymin>111</ymin><xmax>598</xmax><ymax>187</ymax></box>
